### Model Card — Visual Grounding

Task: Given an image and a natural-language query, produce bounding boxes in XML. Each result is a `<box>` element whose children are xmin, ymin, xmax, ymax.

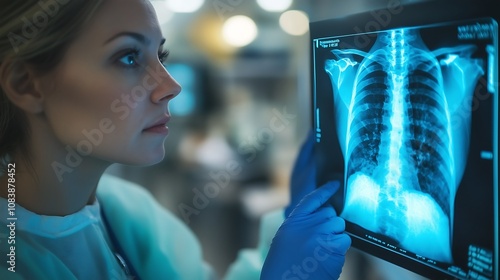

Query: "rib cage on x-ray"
<box><xmin>325</xmin><ymin>28</ymin><xmax>485</xmax><ymax>263</ymax></box>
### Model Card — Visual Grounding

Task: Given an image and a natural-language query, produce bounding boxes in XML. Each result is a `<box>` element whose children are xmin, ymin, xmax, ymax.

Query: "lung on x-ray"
<box><xmin>311</xmin><ymin>5</ymin><xmax>498</xmax><ymax>280</ymax></box>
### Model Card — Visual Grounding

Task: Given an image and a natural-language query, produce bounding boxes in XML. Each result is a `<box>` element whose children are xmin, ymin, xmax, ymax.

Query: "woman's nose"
<box><xmin>148</xmin><ymin>64</ymin><xmax>182</xmax><ymax>104</ymax></box>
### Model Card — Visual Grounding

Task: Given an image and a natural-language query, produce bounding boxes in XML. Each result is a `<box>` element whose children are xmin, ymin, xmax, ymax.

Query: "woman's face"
<box><xmin>39</xmin><ymin>0</ymin><xmax>181</xmax><ymax>165</ymax></box>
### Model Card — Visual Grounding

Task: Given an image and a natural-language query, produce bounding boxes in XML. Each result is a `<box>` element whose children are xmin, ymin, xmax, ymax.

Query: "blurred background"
<box><xmin>104</xmin><ymin>0</ymin><xmax>453</xmax><ymax>279</ymax></box>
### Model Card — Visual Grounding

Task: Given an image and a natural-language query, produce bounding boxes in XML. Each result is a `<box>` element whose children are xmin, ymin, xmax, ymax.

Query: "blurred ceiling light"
<box><xmin>150</xmin><ymin>1</ymin><xmax>173</xmax><ymax>25</ymax></box>
<box><xmin>279</xmin><ymin>10</ymin><xmax>309</xmax><ymax>36</ymax></box>
<box><xmin>222</xmin><ymin>15</ymin><xmax>258</xmax><ymax>47</ymax></box>
<box><xmin>257</xmin><ymin>0</ymin><xmax>292</xmax><ymax>12</ymax></box>
<box><xmin>166</xmin><ymin>0</ymin><xmax>204</xmax><ymax>13</ymax></box>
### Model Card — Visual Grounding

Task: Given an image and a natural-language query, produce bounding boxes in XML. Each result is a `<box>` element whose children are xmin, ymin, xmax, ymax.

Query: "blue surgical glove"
<box><xmin>261</xmin><ymin>181</ymin><xmax>351</xmax><ymax>280</ymax></box>
<box><xmin>285</xmin><ymin>130</ymin><xmax>316</xmax><ymax>218</ymax></box>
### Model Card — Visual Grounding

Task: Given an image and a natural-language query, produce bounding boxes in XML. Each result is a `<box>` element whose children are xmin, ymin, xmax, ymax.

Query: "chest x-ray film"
<box><xmin>311</xmin><ymin>6</ymin><xmax>498</xmax><ymax>280</ymax></box>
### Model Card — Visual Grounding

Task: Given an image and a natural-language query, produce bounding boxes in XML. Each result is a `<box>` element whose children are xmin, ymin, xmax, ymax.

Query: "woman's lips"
<box><xmin>143</xmin><ymin>124</ymin><xmax>168</xmax><ymax>134</ymax></box>
<box><xmin>143</xmin><ymin>116</ymin><xmax>170</xmax><ymax>134</ymax></box>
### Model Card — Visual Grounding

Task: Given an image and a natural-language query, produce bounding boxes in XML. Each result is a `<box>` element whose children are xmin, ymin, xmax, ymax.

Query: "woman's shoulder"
<box><xmin>97</xmin><ymin>172</ymin><xmax>147</xmax><ymax>196</ymax></box>
<box><xmin>96</xmin><ymin>172</ymin><xmax>158</xmax><ymax>210</ymax></box>
<box><xmin>95</xmin><ymin>172</ymin><xmax>195</xmax><ymax>239</ymax></box>
<box><xmin>95</xmin><ymin>173</ymin><xmax>211</xmax><ymax>279</ymax></box>
<box><xmin>95</xmin><ymin>172</ymin><xmax>164</xmax><ymax>225</ymax></box>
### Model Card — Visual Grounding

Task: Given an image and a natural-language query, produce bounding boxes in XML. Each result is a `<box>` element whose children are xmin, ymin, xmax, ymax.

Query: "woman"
<box><xmin>0</xmin><ymin>0</ymin><xmax>350</xmax><ymax>279</ymax></box>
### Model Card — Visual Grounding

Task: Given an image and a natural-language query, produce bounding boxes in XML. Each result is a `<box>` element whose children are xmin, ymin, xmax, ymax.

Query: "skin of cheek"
<box><xmin>41</xmin><ymin>61</ymin><xmax>168</xmax><ymax>166</ymax></box>
<box><xmin>106</xmin><ymin>76</ymin><xmax>170</xmax><ymax>166</ymax></box>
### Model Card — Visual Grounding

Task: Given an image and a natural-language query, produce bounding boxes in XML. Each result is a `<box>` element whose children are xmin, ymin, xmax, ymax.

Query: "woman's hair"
<box><xmin>0</xmin><ymin>0</ymin><xmax>103</xmax><ymax>171</ymax></box>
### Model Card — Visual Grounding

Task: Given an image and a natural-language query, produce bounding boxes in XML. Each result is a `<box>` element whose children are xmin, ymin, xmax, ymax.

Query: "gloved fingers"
<box><xmin>291</xmin><ymin>181</ymin><xmax>339</xmax><ymax>216</ymax></box>
<box><xmin>327</xmin><ymin>216</ymin><xmax>346</xmax><ymax>234</ymax></box>
<box><xmin>313</xmin><ymin>206</ymin><xmax>337</xmax><ymax>219</ymax></box>
<box><xmin>315</xmin><ymin>233</ymin><xmax>352</xmax><ymax>256</ymax></box>
<box><xmin>302</xmin><ymin>211</ymin><xmax>345</xmax><ymax>234</ymax></box>
<box><xmin>286</xmin><ymin>130</ymin><xmax>317</xmax><ymax>217</ymax></box>
<box><xmin>290</xmin><ymin>129</ymin><xmax>315</xmax><ymax>181</ymax></box>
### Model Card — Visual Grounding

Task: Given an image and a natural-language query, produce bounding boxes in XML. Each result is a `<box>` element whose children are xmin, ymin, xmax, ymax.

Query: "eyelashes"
<box><xmin>158</xmin><ymin>49</ymin><xmax>170</xmax><ymax>65</ymax></box>
<box><xmin>116</xmin><ymin>48</ymin><xmax>170</xmax><ymax>69</ymax></box>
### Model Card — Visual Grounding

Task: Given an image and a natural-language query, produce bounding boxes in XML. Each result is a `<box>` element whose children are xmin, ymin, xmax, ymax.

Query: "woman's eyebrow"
<box><xmin>104</xmin><ymin>31</ymin><xmax>166</xmax><ymax>47</ymax></box>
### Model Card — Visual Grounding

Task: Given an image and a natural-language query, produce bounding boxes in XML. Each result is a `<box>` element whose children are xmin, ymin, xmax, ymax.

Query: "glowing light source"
<box><xmin>222</xmin><ymin>15</ymin><xmax>258</xmax><ymax>47</ymax></box>
<box><xmin>279</xmin><ymin>10</ymin><xmax>309</xmax><ymax>36</ymax></box>
<box><xmin>167</xmin><ymin>64</ymin><xmax>196</xmax><ymax>116</ymax></box>
<box><xmin>257</xmin><ymin>0</ymin><xmax>292</xmax><ymax>12</ymax></box>
<box><xmin>166</xmin><ymin>0</ymin><xmax>204</xmax><ymax>13</ymax></box>
<box><xmin>150</xmin><ymin>1</ymin><xmax>173</xmax><ymax>25</ymax></box>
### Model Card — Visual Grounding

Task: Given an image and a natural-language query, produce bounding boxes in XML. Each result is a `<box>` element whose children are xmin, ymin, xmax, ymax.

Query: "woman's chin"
<box><xmin>112</xmin><ymin>150</ymin><xmax>166</xmax><ymax>167</ymax></box>
<box><xmin>136</xmin><ymin>153</ymin><xmax>165</xmax><ymax>166</ymax></box>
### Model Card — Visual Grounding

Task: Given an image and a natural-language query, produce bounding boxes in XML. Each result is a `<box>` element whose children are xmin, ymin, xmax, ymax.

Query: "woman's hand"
<box><xmin>285</xmin><ymin>130</ymin><xmax>317</xmax><ymax>218</ymax></box>
<box><xmin>261</xmin><ymin>181</ymin><xmax>351</xmax><ymax>280</ymax></box>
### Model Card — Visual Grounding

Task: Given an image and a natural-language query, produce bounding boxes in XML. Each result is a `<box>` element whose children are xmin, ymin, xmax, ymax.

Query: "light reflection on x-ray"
<box><xmin>324</xmin><ymin>27</ymin><xmax>485</xmax><ymax>263</ymax></box>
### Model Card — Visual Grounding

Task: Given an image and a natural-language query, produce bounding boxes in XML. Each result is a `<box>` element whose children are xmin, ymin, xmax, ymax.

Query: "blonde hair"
<box><xmin>0</xmin><ymin>0</ymin><xmax>103</xmax><ymax>170</ymax></box>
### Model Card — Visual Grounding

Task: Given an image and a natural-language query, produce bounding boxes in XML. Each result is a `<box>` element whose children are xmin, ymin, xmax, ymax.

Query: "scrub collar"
<box><xmin>0</xmin><ymin>196</ymin><xmax>101</xmax><ymax>239</ymax></box>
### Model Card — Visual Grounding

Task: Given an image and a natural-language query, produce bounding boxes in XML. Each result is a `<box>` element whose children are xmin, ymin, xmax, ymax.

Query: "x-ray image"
<box><xmin>312</xmin><ymin>16</ymin><xmax>497</xmax><ymax>280</ymax></box>
<box><xmin>326</xmin><ymin>26</ymin><xmax>484</xmax><ymax>264</ymax></box>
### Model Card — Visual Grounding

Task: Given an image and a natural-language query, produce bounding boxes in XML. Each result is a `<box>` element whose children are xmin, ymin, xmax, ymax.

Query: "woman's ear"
<box><xmin>0</xmin><ymin>60</ymin><xmax>44</xmax><ymax>114</ymax></box>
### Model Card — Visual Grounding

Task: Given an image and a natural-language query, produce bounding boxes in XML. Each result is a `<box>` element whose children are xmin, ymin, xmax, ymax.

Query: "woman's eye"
<box><xmin>117</xmin><ymin>49</ymin><xmax>140</xmax><ymax>68</ymax></box>
<box><xmin>115</xmin><ymin>48</ymin><xmax>169</xmax><ymax>69</ymax></box>
<box><xmin>120</xmin><ymin>54</ymin><xmax>136</xmax><ymax>66</ymax></box>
